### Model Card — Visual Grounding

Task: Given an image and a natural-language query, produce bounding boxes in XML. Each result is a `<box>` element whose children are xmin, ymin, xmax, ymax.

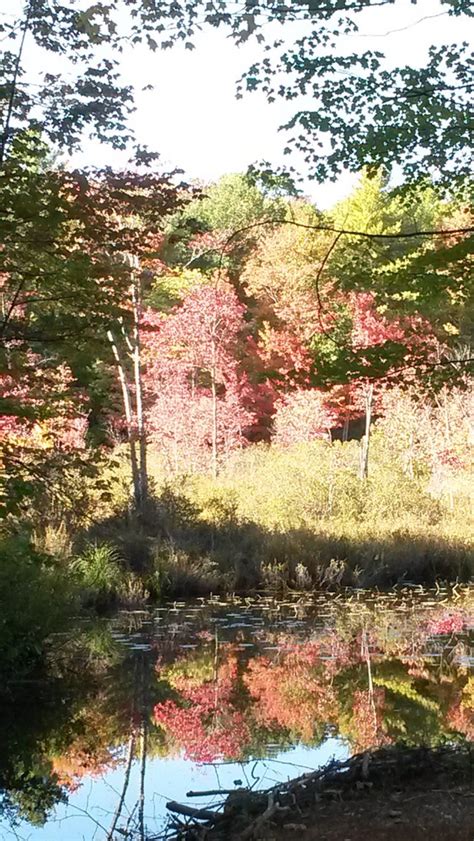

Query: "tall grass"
<box><xmin>139</xmin><ymin>434</ymin><xmax>473</xmax><ymax>592</ymax></box>
<box><xmin>7</xmin><ymin>430</ymin><xmax>471</xmax><ymax>604</ymax></box>
<box><xmin>72</xmin><ymin>543</ymin><xmax>125</xmax><ymax>600</ymax></box>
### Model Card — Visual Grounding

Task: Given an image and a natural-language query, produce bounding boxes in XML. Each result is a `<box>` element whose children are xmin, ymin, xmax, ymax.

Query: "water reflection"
<box><xmin>0</xmin><ymin>589</ymin><xmax>472</xmax><ymax>840</ymax></box>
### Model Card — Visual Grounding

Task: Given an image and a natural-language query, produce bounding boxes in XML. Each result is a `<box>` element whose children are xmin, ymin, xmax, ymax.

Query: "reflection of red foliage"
<box><xmin>153</xmin><ymin>613</ymin><xmax>470</xmax><ymax>763</ymax></box>
<box><xmin>351</xmin><ymin>689</ymin><xmax>391</xmax><ymax>753</ymax></box>
<box><xmin>427</xmin><ymin>611</ymin><xmax>466</xmax><ymax>636</ymax></box>
<box><xmin>154</xmin><ymin>654</ymin><xmax>250</xmax><ymax>762</ymax></box>
<box><xmin>154</xmin><ymin>700</ymin><xmax>249</xmax><ymax>762</ymax></box>
<box><xmin>244</xmin><ymin>644</ymin><xmax>338</xmax><ymax>741</ymax></box>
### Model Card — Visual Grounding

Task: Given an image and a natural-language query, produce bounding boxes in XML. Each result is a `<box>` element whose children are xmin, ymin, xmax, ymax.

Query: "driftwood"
<box><xmin>186</xmin><ymin>789</ymin><xmax>237</xmax><ymax>798</ymax></box>
<box><xmin>166</xmin><ymin>802</ymin><xmax>222</xmax><ymax>822</ymax></box>
<box><xmin>158</xmin><ymin>744</ymin><xmax>473</xmax><ymax>841</ymax></box>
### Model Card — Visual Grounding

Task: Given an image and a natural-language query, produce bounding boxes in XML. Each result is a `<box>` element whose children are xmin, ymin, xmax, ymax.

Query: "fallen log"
<box><xmin>166</xmin><ymin>801</ymin><xmax>222</xmax><ymax>822</ymax></box>
<box><xmin>186</xmin><ymin>789</ymin><xmax>237</xmax><ymax>798</ymax></box>
<box><xmin>161</xmin><ymin>744</ymin><xmax>473</xmax><ymax>841</ymax></box>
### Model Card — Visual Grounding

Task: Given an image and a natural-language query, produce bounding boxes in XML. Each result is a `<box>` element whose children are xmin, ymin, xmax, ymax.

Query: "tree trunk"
<box><xmin>210</xmin><ymin>337</ymin><xmax>218</xmax><ymax>480</ymax></box>
<box><xmin>106</xmin><ymin>727</ymin><xmax>136</xmax><ymax>841</ymax></box>
<box><xmin>107</xmin><ymin>328</ymin><xmax>141</xmax><ymax>504</ymax></box>
<box><xmin>107</xmin><ymin>253</ymin><xmax>149</xmax><ymax>513</ymax></box>
<box><xmin>342</xmin><ymin>413</ymin><xmax>350</xmax><ymax>443</ymax></box>
<box><xmin>138</xmin><ymin>658</ymin><xmax>148</xmax><ymax>841</ymax></box>
<box><xmin>359</xmin><ymin>383</ymin><xmax>374</xmax><ymax>480</ymax></box>
<box><xmin>131</xmin><ymin>267</ymin><xmax>148</xmax><ymax>510</ymax></box>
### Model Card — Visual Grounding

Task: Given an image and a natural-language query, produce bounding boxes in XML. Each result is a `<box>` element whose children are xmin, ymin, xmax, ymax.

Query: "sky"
<box><xmin>111</xmin><ymin>0</ymin><xmax>469</xmax><ymax>206</ymax></box>
<box><xmin>0</xmin><ymin>739</ymin><xmax>348</xmax><ymax>841</ymax></box>
<box><xmin>2</xmin><ymin>0</ymin><xmax>472</xmax><ymax>207</ymax></box>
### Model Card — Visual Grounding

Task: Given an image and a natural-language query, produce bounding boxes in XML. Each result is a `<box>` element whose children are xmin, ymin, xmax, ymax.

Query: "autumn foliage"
<box><xmin>150</xmin><ymin>601</ymin><xmax>473</xmax><ymax>763</ymax></box>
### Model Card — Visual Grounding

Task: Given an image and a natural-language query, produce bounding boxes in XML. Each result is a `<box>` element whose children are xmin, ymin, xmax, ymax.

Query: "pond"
<box><xmin>0</xmin><ymin>587</ymin><xmax>472</xmax><ymax>840</ymax></box>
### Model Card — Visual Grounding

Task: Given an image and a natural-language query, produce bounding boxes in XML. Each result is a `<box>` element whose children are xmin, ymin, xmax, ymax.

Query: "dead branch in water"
<box><xmin>154</xmin><ymin>744</ymin><xmax>473</xmax><ymax>841</ymax></box>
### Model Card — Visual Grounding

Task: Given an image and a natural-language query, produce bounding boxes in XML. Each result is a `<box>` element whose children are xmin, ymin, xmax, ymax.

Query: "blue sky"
<box><xmin>0</xmin><ymin>739</ymin><xmax>347</xmax><ymax>841</ymax></box>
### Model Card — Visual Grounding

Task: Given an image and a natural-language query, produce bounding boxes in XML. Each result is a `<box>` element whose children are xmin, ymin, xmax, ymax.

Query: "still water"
<box><xmin>0</xmin><ymin>587</ymin><xmax>472</xmax><ymax>840</ymax></box>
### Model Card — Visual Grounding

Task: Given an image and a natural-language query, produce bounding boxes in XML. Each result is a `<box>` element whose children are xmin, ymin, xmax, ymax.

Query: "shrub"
<box><xmin>72</xmin><ymin>542</ymin><xmax>126</xmax><ymax>607</ymax></box>
<box><xmin>153</xmin><ymin>543</ymin><xmax>225</xmax><ymax>596</ymax></box>
<box><xmin>0</xmin><ymin>536</ymin><xmax>74</xmax><ymax>678</ymax></box>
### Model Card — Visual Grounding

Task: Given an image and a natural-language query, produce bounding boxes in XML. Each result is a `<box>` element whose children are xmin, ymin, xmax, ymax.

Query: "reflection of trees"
<box><xmin>105</xmin><ymin>655</ymin><xmax>150</xmax><ymax>841</ymax></box>
<box><xmin>244</xmin><ymin>645</ymin><xmax>337</xmax><ymax>743</ymax></box>
<box><xmin>154</xmin><ymin>642</ymin><xmax>252</xmax><ymax>762</ymax></box>
<box><xmin>0</xmin><ymin>598</ymin><xmax>472</xmax><ymax>830</ymax></box>
<box><xmin>152</xmin><ymin>607</ymin><xmax>473</xmax><ymax>761</ymax></box>
<box><xmin>0</xmin><ymin>678</ymin><xmax>76</xmax><ymax>825</ymax></box>
<box><xmin>0</xmin><ymin>622</ymin><xmax>152</xmax><ymax>826</ymax></box>
<box><xmin>51</xmin><ymin>655</ymin><xmax>140</xmax><ymax>793</ymax></box>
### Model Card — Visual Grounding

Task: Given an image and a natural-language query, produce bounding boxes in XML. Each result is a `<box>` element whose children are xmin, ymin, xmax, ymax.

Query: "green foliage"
<box><xmin>163</xmin><ymin>172</ymin><xmax>290</xmax><ymax>275</ymax></box>
<box><xmin>72</xmin><ymin>542</ymin><xmax>126</xmax><ymax>605</ymax></box>
<box><xmin>0</xmin><ymin>536</ymin><xmax>74</xmax><ymax>677</ymax></box>
<box><xmin>147</xmin><ymin>268</ymin><xmax>206</xmax><ymax>310</ymax></box>
<box><xmin>41</xmin><ymin>0</ymin><xmax>464</xmax><ymax>190</ymax></box>
<box><xmin>232</xmin><ymin>3</ymin><xmax>473</xmax><ymax>190</ymax></box>
<box><xmin>185</xmin><ymin>173</ymin><xmax>284</xmax><ymax>233</ymax></box>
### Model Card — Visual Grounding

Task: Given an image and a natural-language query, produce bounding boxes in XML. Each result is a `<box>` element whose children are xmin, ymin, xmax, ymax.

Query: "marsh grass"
<box><xmin>72</xmin><ymin>542</ymin><xmax>127</xmax><ymax>608</ymax></box>
<box><xmin>13</xmin><ymin>435</ymin><xmax>470</xmax><ymax>603</ymax></box>
<box><xmin>136</xmin><ymin>437</ymin><xmax>472</xmax><ymax>594</ymax></box>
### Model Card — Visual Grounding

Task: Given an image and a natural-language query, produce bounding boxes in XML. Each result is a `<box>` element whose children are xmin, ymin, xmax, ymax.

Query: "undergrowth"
<box><xmin>77</xmin><ymin>435</ymin><xmax>473</xmax><ymax>596</ymax></box>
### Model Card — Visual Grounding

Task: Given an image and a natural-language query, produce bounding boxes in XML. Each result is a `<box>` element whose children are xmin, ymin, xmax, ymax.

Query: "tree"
<box><xmin>0</xmin><ymin>131</ymin><xmax>187</xmax><ymax>514</ymax></box>
<box><xmin>143</xmin><ymin>280</ymin><xmax>256</xmax><ymax>476</ymax></box>
<box><xmin>325</xmin><ymin>173</ymin><xmax>473</xmax><ymax>357</ymax></box>
<box><xmin>162</xmin><ymin>173</ymin><xmax>290</xmax><ymax>280</ymax></box>
<box><xmin>106</xmin><ymin>255</ymin><xmax>149</xmax><ymax>511</ymax></box>
<box><xmin>238</xmin><ymin>177</ymin><xmax>444</xmax><ymax>468</ymax></box>
<box><xmin>241</xmin><ymin>201</ymin><xmax>332</xmax><ymax>339</ymax></box>
<box><xmin>377</xmin><ymin>383</ymin><xmax>473</xmax><ymax>510</ymax></box>
<box><xmin>237</xmin><ymin>6</ymin><xmax>473</xmax><ymax>190</ymax></box>
<box><xmin>273</xmin><ymin>389</ymin><xmax>338</xmax><ymax>446</ymax></box>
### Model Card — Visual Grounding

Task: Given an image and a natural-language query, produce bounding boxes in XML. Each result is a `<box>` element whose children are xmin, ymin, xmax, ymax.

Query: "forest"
<box><xmin>0</xmin><ymin>0</ymin><xmax>473</xmax><ymax>680</ymax></box>
<box><xmin>0</xmin><ymin>1</ymin><xmax>473</xmax><ymax>839</ymax></box>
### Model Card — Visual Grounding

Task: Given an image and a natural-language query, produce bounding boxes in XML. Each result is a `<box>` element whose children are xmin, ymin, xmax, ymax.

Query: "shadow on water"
<box><xmin>0</xmin><ymin>588</ymin><xmax>472</xmax><ymax>840</ymax></box>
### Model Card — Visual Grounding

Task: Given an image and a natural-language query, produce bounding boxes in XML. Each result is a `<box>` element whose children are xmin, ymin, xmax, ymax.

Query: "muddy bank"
<box><xmin>163</xmin><ymin>745</ymin><xmax>474</xmax><ymax>840</ymax></box>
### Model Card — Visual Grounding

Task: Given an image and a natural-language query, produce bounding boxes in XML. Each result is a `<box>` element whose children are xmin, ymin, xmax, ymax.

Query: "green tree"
<box><xmin>162</xmin><ymin>173</ymin><xmax>290</xmax><ymax>279</ymax></box>
<box><xmin>2</xmin><ymin>2</ymin><xmax>472</xmax><ymax>193</ymax></box>
<box><xmin>0</xmin><ymin>131</ymin><xmax>187</xmax><ymax>517</ymax></box>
